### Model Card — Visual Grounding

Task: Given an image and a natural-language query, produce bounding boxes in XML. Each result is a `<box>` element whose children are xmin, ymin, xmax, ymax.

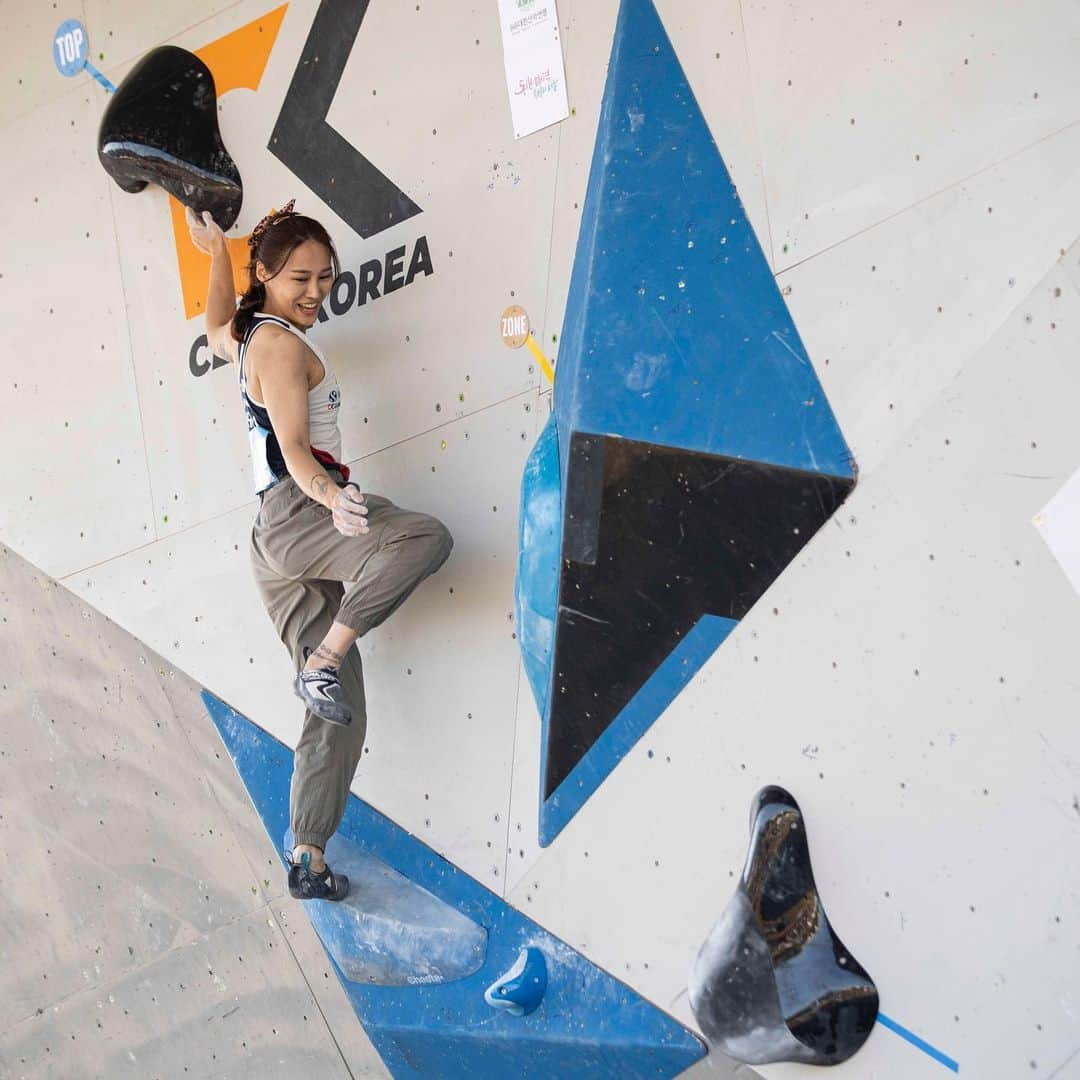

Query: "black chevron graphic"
<box><xmin>269</xmin><ymin>0</ymin><xmax>422</xmax><ymax>238</ymax></box>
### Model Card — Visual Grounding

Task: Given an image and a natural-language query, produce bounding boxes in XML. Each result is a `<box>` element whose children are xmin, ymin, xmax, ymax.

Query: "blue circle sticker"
<box><xmin>53</xmin><ymin>19</ymin><xmax>89</xmax><ymax>77</ymax></box>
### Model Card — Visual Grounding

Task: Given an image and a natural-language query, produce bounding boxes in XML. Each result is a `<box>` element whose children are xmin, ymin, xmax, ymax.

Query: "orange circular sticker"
<box><xmin>500</xmin><ymin>305</ymin><xmax>530</xmax><ymax>348</ymax></box>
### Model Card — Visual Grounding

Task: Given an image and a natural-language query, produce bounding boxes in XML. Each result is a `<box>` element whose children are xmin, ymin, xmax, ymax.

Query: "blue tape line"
<box><xmin>877</xmin><ymin>1012</ymin><xmax>959</xmax><ymax>1072</ymax></box>
<box><xmin>84</xmin><ymin>63</ymin><xmax>115</xmax><ymax>93</ymax></box>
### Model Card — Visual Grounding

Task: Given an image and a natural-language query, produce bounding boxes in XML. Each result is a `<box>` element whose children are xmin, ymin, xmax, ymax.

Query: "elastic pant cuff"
<box><xmin>292</xmin><ymin>832</ymin><xmax>327</xmax><ymax>851</ymax></box>
<box><xmin>333</xmin><ymin>615</ymin><xmax>370</xmax><ymax>637</ymax></box>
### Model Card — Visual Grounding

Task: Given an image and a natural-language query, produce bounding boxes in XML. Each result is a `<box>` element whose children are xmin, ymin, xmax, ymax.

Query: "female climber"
<box><xmin>186</xmin><ymin>201</ymin><xmax>453</xmax><ymax>902</ymax></box>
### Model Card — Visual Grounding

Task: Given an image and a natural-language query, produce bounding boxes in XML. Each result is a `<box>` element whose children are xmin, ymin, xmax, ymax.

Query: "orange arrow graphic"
<box><xmin>168</xmin><ymin>5</ymin><xmax>288</xmax><ymax>320</ymax></box>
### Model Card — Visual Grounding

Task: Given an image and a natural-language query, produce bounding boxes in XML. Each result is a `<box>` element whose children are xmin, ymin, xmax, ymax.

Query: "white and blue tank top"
<box><xmin>237</xmin><ymin>313</ymin><xmax>346</xmax><ymax>495</ymax></box>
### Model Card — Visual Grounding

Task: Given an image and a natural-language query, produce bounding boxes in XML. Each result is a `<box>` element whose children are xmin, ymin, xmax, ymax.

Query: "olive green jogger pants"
<box><xmin>249</xmin><ymin>467</ymin><xmax>452</xmax><ymax>851</ymax></box>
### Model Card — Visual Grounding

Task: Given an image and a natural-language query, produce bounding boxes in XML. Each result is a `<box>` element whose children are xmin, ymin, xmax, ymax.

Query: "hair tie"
<box><xmin>248</xmin><ymin>198</ymin><xmax>298</xmax><ymax>250</ymax></box>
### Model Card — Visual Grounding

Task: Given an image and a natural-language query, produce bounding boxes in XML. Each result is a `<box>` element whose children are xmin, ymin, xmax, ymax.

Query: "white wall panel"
<box><xmin>0</xmin><ymin>0</ymin><xmax>90</xmax><ymax>127</ymax></box>
<box><xmin>84</xmin><ymin>0</ymin><xmax>235</xmax><ymax>73</ymax></box>
<box><xmin>502</xmin><ymin>388</ymin><xmax>549</xmax><ymax>896</ymax></box>
<box><xmin>320</xmin><ymin>0</ymin><xmax>550</xmax><ymax>457</ymax></box>
<box><xmin>105</xmin><ymin>176</ymin><xmax>256</xmax><ymax>539</ymax></box>
<box><xmin>343</xmin><ymin>395</ymin><xmax>532</xmax><ymax>886</ymax></box>
<box><xmin>783</xmin><ymin>119</ymin><xmax>1080</xmax><ymax>476</ymax></box>
<box><xmin>504</xmin><ymin>666</ymin><xmax>545</xmax><ymax>899</ymax></box>
<box><xmin>744</xmin><ymin>0</ymin><xmax>1080</xmax><ymax>270</ymax></box>
<box><xmin>508</xmin><ymin>250</ymin><xmax>1080</xmax><ymax>1078</ymax></box>
<box><xmin>0</xmin><ymin>85</ymin><xmax>153</xmax><ymax>579</ymax></box>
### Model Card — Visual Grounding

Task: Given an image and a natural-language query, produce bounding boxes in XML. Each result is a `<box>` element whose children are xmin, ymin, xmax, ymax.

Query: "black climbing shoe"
<box><xmin>288</xmin><ymin>851</ymin><xmax>350</xmax><ymax>901</ymax></box>
<box><xmin>294</xmin><ymin>647</ymin><xmax>351</xmax><ymax>725</ymax></box>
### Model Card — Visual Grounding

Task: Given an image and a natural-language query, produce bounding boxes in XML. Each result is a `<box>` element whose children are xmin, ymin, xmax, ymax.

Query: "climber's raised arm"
<box><xmin>185</xmin><ymin>206</ymin><xmax>236</xmax><ymax>364</ymax></box>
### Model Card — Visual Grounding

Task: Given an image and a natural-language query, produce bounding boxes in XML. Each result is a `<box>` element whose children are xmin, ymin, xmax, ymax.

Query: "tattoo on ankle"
<box><xmin>312</xmin><ymin>644</ymin><xmax>345</xmax><ymax>664</ymax></box>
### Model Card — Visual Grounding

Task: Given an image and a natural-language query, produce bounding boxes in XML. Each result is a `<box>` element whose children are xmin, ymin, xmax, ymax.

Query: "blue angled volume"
<box><xmin>515</xmin><ymin>0</ymin><xmax>855</xmax><ymax>847</ymax></box>
<box><xmin>202</xmin><ymin>692</ymin><xmax>706</xmax><ymax>1078</ymax></box>
<box><xmin>553</xmin><ymin>0</ymin><xmax>852</xmax><ymax>480</ymax></box>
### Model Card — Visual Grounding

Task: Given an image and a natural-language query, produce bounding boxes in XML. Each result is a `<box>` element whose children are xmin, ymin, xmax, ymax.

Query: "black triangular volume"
<box><xmin>544</xmin><ymin>436</ymin><xmax>853</xmax><ymax>799</ymax></box>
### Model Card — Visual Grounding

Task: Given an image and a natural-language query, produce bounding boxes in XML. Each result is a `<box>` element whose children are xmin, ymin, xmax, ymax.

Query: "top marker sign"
<box><xmin>52</xmin><ymin>18</ymin><xmax>116</xmax><ymax>92</ymax></box>
<box><xmin>53</xmin><ymin>19</ymin><xmax>89</xmax><ymax>76</ymax></box>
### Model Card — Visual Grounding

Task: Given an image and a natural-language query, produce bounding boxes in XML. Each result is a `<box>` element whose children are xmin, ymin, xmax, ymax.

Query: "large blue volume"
<box><xmin>516</xmin><ymin>0</ymin><xmax>855</xmax><ymax>846</ymax></box>
<box><xmin>554</xmin><ymin>0</ymin><xmax>852</xmax><ymax>479</ymax></box>
<box><xmin>202</xmin><ymin>692</ymin><xmax>705</xmax><ymax>1078</ymax></box>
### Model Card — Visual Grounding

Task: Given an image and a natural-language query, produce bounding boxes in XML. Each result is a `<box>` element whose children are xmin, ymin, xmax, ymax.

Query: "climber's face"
<box><xmin>258</xmin><ymin>240</ymin><xmax>334</xmax><ymax>329</ymax></box>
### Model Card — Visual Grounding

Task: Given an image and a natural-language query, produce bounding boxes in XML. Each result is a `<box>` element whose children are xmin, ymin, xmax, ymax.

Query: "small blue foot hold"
<box><xmin>484</xmin><ymin>947</ymin><xmax>547</xmax><ymax>1017</ymax></box>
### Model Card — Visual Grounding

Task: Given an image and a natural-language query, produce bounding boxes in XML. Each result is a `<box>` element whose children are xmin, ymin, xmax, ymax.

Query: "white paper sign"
<box><xmin>497</xmin><ymin>0</ymin><xmax>569</xmax><ymax>139</ymax></box>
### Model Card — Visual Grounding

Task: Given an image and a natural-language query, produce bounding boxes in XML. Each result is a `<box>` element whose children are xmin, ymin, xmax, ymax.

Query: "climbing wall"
<box><xmin>3</xmin><ymin>0</ymin><xmax>1080</xmax><ymax>1077</ymax></box>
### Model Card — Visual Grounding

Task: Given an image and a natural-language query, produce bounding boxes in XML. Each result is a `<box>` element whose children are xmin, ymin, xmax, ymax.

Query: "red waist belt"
<box><xmin>310</xmin><ymin>447</ymin><xmax>350</xmax><ymax>483</ymax></box>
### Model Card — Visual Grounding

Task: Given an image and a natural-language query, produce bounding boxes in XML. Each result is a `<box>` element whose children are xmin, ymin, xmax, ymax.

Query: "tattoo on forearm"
<box><xmin>312</xmin><ymin>644</ymin><xmax>345</xmax><ymax>664</ymax></box>
<box><xmin>311</xmin><ymin>475</ymin><xmax>330</xmax><ymax>499</ymax></box>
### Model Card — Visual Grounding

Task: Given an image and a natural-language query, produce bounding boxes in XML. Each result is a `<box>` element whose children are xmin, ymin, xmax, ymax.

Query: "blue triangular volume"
<box><xmin>516</xmin><ymin>0</ymin><xmax>855</xmax><ymax>847</ymax></box>
<box><xmin>555</xmin><ymin>0</ymin><xmax>852</xmax><ymax>480</ymax></box>
<box><xmin>201</xmin><ymin>692</ymin><xmax>706</xmax><ymax>1078</ymax></box>
<box><xmin>515</xmin><ymin>412</ymin><xmax>561</xmax><ymax>722</ymax></box>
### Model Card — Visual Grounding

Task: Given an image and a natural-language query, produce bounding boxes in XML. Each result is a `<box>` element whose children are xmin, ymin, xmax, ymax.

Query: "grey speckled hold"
<box><xmin>688</xmin><ymin>786</ymin><xmax>878</xmax><ymax>1066</ymax></box>
<box><xmin>284</xmin><ymin>829</ymin><xmax>487</xmax><ymax>987</ymax></box>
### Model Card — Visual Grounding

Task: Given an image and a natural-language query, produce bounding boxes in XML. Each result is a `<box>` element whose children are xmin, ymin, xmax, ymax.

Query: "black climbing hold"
<box><xmin>97</xmin><ymin>46</ymin><xmax>242</xmax><ymax>229</ymax></box>
<box><xmin>689</xmin><ymin>786</ymin><xmax>878</xmax><ymax>1066</ymax></box>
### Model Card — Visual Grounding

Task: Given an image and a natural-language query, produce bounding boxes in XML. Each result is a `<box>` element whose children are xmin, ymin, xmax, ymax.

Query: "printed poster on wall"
<box><xmin>497</xmin><ymin>0</ymin><xmax>569</xmax><ymax>139</ymax></box>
